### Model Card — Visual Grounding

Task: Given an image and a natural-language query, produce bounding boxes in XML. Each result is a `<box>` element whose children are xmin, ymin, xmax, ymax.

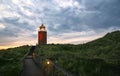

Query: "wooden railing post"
<box><xmin>52</xmin><ymin>65</ymin><xmax>55</xmax><ymax>76</ymax></box>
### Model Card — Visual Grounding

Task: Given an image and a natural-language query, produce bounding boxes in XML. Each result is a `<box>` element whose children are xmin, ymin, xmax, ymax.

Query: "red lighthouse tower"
<box><xmin>38</xmin><ymin>24</ymin><xmax>47</xmax><ymax>44</ymax></box>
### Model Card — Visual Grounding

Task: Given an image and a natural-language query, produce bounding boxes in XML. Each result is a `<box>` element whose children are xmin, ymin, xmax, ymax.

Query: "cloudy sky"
<box><xmin>0</xmin><ymin>0</ymin><xmax>120</xmax><ymax>49</ymax></box>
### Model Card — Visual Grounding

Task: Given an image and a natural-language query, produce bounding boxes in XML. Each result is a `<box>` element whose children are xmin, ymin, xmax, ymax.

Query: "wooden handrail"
<box><xmin>34</xmin><ymin>55</ymin><xmax>77</xmax><ymax>76</ymax></box>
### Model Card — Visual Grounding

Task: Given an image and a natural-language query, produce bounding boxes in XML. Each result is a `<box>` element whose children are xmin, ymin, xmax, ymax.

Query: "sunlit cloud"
<box><xmin>47</xmin><ymin>30</ymin><xmax>105</xmax><ymax>44</ymax></box>
<box><xmin>54</xmin><ymin>0</ymin><xmax>81</xmax><ymax>9</ymax></box>
<box><xmin>0</xmin><ymin>23</ymin><xmax>6</xmax><ymax>30</ymax></box>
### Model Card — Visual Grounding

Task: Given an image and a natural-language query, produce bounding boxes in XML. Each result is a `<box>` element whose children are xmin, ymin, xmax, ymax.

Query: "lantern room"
<box><xmin>39</xmin><ymin>24</ymin><xmax>46</xmax><ymax>31</ymax></box>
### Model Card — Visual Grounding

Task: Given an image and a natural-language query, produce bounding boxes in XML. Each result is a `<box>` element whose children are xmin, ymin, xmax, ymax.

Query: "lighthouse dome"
<box><xmin>39</xmin><ymin>24</ymin><xmax>46</xmax><ymax>31</ymax></box>
<box><xmin>40</xmin><ymin>24</ymin><xmax>45</xmax><ymax>28</ymax></box>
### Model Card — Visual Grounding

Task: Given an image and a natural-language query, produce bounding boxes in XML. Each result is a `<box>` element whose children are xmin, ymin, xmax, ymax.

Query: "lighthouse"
<box><xmin>38</xmin><ymin>24</ymin><xmax>47</xmax><ymax>44</ymax></box>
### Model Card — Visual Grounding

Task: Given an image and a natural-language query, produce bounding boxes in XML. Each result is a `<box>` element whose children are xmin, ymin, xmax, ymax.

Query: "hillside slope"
<box><xmin>0</xmin><ymin>45</ymin><xmax>31</xmax><ymax>76</ymax></box>
<box><xmin>35</xmin><ymin>30</ymin><xmax>120</xmax><ymax>76</ymax></box>
<box><xmin>82</xmin><ymin>30</ymin><xmax>120</xmax><ymax>64</ymax></box>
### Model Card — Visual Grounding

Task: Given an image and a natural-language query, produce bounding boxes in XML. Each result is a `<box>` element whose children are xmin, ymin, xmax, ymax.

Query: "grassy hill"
<box><xmin>35</xmin><ymin>30</ymin><xmax>120</xmax><ymax>76</ymax></box>
<box><xmin>0</xmin><ymin>31</ymin><xmax>120</xmax><ymax>76</ymax></box>
<box><xmin>0</xmin><ymin>45</ymin><xmax>31</xmax><ymax>76</ymax></box>
<box><xmin>83</xmin><ymin>30</ymin><xmax>120</xmax><ymax>64</ymax></box>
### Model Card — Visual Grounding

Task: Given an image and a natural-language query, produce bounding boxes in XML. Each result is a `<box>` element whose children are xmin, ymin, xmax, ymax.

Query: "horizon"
<box><xmin>0</xmin><ymin>0</ymin><xmax>120</xmax><ymax>49</ymax></box>
<box><xmin>1</xmin><ymin>30</ymin><xmax>119</xmax><ymax>50</ymax></box>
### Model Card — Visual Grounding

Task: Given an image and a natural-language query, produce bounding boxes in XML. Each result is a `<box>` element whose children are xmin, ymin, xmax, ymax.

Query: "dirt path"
<box><xmin>21</xmin><ymin>46</ymin><xmax>45</xmax><ymax>76</ymax></box>
<box><xmin>21</xmin><ymin>58</ymin><xmax>45</xmax><ymax>76</ymax></box>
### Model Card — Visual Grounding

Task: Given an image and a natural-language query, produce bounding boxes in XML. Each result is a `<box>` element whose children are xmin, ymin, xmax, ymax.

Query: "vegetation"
<box><xmin>0</xmin><ymin>31</ymin><xmax>120</xmax><ymax>76</ymax></box>
<box><xmin>35</xmin><ymin>31</ymin><xmax>120</xmax><ymax>76</ymax></box>
<box><xmin>0</xmin><ymin>45</ymin><xmax>31</xmax><ymax>76</ymax></box>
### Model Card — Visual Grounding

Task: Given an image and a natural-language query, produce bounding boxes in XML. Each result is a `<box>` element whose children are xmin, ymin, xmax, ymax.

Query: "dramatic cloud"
<box><xmin>0</xmin><ymin>0</ymin><xmax>120</xmax><ymax>49</ymax></box>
